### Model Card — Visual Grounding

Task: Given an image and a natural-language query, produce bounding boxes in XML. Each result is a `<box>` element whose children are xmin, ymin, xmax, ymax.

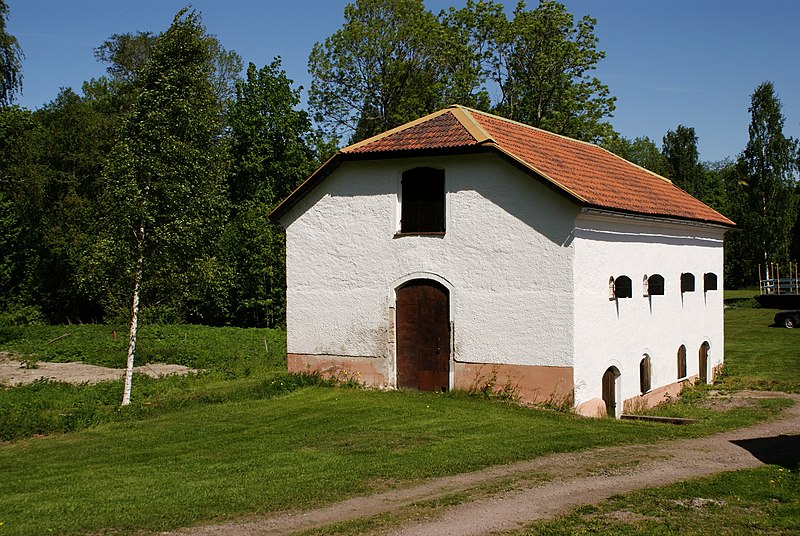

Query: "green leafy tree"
<box><xmin>0</xmin><ymin>0</ymin><xmax>23</xmax><ymax>106</ymax></box>
<box><xmin>308</xmin><ymin>0</ymin><xmax>483</xmax><ymax>143</ymax></box>
<box><xmin>446</xmin><ymin>0</ymin><xmax>615</xmax><ymax>142</ymax></box>
<box><xmin>662</xmin><ymin>125</ymin><xmax>706</xmax><ymax>197</ymax></box>
<box><xmin>602</xmin><ymin>133</ymin><xmax>669</xmax><ymax>176</ymax></box>
<box><xmin>0</xmin><ymin>106</ymin><xmax>38</xmax><ymax>309</ymax></box>
<box><xmin>727</xmin><ymin>82</ymin><xmax>799</xmax><ymax>286</ymax></box>
<box><xmin>33</xmin><ymin>86</ymin><xmax>125</xmax><ymax>321</ymax></box>
<box><xmin>95</xmin><ymin>30</ymin><xmax>242</xmax><ymax>106</ymax></box>
<box><xmin>103</xmin><ymin>9</ymin><xmax>231</xmax><ymax>404</ymax></box>
<box><xmin>499</xmin><ymin>1</ymin><xmax>614</xmax><ymax>141</ymax></box>
<box><xmin>225</xmin><ymin>59</ymin><xmax>315</xmax><ymax>326</ymax></box>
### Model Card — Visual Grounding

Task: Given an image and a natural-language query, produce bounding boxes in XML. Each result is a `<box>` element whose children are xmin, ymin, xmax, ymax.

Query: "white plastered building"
<box><xmin>271</xmin><ymin>106</ymin><xmax>733</xmax><ymax>417</ymax></box>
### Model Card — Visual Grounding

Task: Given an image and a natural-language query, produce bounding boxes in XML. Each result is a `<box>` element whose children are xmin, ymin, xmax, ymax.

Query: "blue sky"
<box><xmin>6</xmin><ymin>0</ymin><xmax>799</xmax><ymax>163</ymax></box>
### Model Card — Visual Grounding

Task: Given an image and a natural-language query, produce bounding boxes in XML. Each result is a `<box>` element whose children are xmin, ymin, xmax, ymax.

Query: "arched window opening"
<box><xmin>647</xmin><ymin>274</ymin><xmax>665</xmax><ymax>296</ymax></box>
<box><xmin>602</xmin><ymin>367</ymin><xmax>620</xmax><ymax>418</ymax></box>
<box><xmin>608</xmin><ymin>277</ymin><xmax>616</xmax><ymax>300</ymax></box>
<box><xmin>677</xmin><ymin>345</ymin><xmax>687</xmax><ymax>379</ymax></box>
<box><xmin>704</xmin><ymin>272</ymin><xmax>718</xmax><ymax>291</ymax></box>
<box><xmin>681</xmin><ymin>272</ymin><xmax>695</xmax><ymax>293</ymax></box>
<box><xmin>400</xmin><ymin>167</ymin><xmax>445</xmax><ymax>234</ymax></box>
<box><xmin>614</xmin><ymin>275</ymin><xmax>632</xmax><ymax>299</ymax></box>
<box><xmin>639</xmin><ymin>355</ymin><xmax>651</xmax><ymax>394</ymax></box>
<box><xmin>699</xmin><ymin>342</ymin><xmax>710</xmax><ymax>384</ymax></box>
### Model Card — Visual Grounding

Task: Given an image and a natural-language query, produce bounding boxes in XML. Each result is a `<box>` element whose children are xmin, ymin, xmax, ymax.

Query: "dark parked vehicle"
<box><xmin>774</xmin><ymin>310</ymin><xmax>800</xmax><ymax>329</ymax></box>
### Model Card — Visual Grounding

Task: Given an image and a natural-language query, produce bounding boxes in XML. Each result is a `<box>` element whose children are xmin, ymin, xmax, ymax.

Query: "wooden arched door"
<box><xmin>699</xmin><ymin>342</ymin><xmax>710</xmax><ymax>383</ymax></box>
<box><xmin>602</xmin><ymin>367</ymin><xmax>619</xmax><ymax>418</ymax></box>
<box><xmin>396</xmin><ymin>280</ymin><xmax>450</xmax><ymax>391</ymax></box>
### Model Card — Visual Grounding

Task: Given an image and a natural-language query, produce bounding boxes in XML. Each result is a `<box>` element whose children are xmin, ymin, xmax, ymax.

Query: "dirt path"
<box><xmin>0</xmin><ymin>352</ymin><xmax>195</xmax><ymax>386</ymax></box>
<box><xmin>168</xmin><ymin>391</ymin><xmax>800</xmax><ymax>536</ymax></box>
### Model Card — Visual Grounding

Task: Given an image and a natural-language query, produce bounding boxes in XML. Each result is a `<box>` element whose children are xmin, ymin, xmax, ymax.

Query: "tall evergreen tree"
<box><xmin>103</xmin><ymin>9</ymin><xmax>230</xmax><ymax>404</ymax></box>
<box><xmin>0</xmin><ymin>0</ymin><xmax>23</xmax><ymax>106</ymax></box>
<box><xmin>728</xmin><ymin>82</ymin><xmax>799</xmax><ymax>285</ymax></box>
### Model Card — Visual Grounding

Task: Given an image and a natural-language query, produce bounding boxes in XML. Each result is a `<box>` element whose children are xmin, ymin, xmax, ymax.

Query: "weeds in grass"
<box><xmin>19</xmin><ymin>356</ymin><xmax>38</xmax><ymax>370</ymax></box>
<box><xmin>466</xmin><ymin>366</ymin><xmax>521</xmax><ymax>402</ymax></box>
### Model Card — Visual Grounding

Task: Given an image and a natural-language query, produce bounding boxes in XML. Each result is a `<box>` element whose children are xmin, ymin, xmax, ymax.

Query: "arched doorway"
<box><xmin>602</xmin><ymin>367</ymin><xmax>620</xmax><ymax>418</ymax></box>
<box><xmin>699</xmin><ymin>342</ymin><xmax>710</xmax><ymax>383</ymax></box>
<box><xmin>396</xmin><ymin>280</ymin><xmax>450</xmax><ymax>391</ymax></box>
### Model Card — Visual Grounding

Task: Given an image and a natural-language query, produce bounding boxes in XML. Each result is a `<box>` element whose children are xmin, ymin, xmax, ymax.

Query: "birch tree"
<box><xmin>727</xmin><ymin>82</ymin><xmax>799</xmax><ymax>285</ymax></box>
<box><xmin>103</xmin><ymin>9</ymin><xmax>229</xmax><ymax>405</ymax></box>
<box><xmin>0</xmin><ymin>0</ymin><xmax>23</xmax><ymax>106</ymax></box>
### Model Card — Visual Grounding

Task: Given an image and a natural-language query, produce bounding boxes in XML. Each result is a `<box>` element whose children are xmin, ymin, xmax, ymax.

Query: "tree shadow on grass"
<box><xmin>731</xmin><ymin>435</ymin><xmax>800</xmax><ymax>470</ymax></box>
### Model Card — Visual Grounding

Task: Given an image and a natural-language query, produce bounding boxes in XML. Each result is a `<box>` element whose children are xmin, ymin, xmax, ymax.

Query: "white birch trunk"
<box><xmin>122</xmin><ymin>224</ymin><xmax>145</xmax><ymax>406</ymax></box>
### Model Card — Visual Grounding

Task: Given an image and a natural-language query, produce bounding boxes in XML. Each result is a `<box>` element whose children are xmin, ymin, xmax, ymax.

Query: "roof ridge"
<box><xmin>465</xmin><ymin>106</ymin><xmax>675</xmax><ymax>186</ymax></box>
<box><xmin>460</xmin><ymin>106</ymin><xmax>598</xmax><ymax>146</ymax></box>
<box><xmin>448</xmin><ymin>105</ymin><xmax>494</xmax><ymax>144</ymax></box>
<box><xmin>341</xmin><ymin>108</ymin><xmax>458</xmax><ymax>153</ymax></box>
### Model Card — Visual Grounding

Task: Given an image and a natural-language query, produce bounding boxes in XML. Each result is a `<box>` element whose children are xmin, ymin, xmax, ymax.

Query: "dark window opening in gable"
<box><xmin>614</xmin><ymin>275</ymin><xmax>632</xmax><ymax>299</ymax></box>
<box><xmin>704</xmin><ymin>272</ymin><xmax>718</xmax><ymax>291</ymax></box>
<box><xmin>681</xmin><ymin>272</ymin><xmax>695</xmax><ymax>293</ymax></box>
<box><xmin>400</xmin><ymin>167</ymin><xmax>445</xmax><ymax>234</ymax></box>
<box><xmin>647</xmin><ymin>274</ymin><xmax>665</xmax><ymax>296</ymax></box>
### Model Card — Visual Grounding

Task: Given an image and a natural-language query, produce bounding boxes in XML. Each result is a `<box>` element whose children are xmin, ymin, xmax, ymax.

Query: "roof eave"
<box><xmin>580</xmin><ymin>207</ymin><xmax>736</xmax><ymax>229</ymax></box>
<box><xmin>269</xmin><ymin>152</ymin><xmax>344</xmax><ymax>223</ymax></box>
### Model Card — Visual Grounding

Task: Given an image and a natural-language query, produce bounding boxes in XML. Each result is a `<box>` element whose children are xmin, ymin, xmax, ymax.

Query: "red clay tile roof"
<box><xmin>346</xmin><ymin>110</ymin><xmax>477</xmax><ymax>152</ymax></box>
<box><xmin>273</xmin><ymin>106</ymin><xmax>734</xmax><ymax>226</ymax></box>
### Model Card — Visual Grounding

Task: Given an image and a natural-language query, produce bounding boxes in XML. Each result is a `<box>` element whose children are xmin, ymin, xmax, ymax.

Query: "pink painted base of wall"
<box><xmin>287</xmin><ymin>354</ymin><xmax>389</xmax><ymax>387</ymax></box>
<box><xmin>287</xmin><ymin>354</ymin><xmax>573</xmax><ymax>405</ymax></box>
<box><xmin>453</xmin><ymin>362</ymin><xmax>574</xmax><ymax>406</ymax></box>
<box><xmin>623</xmin><ymin>376</ymin><xmax>697</xmax><ymax>413</ymax></box>
<box><xmin>286</xmin><ymin>354</ymin><xmax>717</xmax><ymax>417</ymax></box>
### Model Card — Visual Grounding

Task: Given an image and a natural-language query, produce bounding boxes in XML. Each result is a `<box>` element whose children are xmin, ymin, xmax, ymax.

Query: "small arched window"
<box><xmin>647</xmin><ymin>274</ymin><xmax>665</xmax><ymax>296</ymax></box>
<box><xmin>677</xmin><ymin>345</ymin><xmax>687</xmax><ymax>379</ymax></box>
<box><xmin>614</xmin><ymin>275</ymin><xmax>632</xmax><ymax>299</ymax></box>
<box><xmin>640</xmin><ymin>355</ymin><xmax>652</xmax><ymax>393</ymax></box>
<box><xmin>681</xmin><ymin>273</ymin><xmax>695</xmax><ymax>293</ymax></box>
<box><xmin>704</xmin><ymin>272</ymin><xmax>718</xmax><ymax>291</ymax></box>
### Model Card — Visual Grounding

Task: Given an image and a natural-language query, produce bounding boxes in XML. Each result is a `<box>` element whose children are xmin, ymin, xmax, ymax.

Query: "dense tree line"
<box><xmin>1</xmin><ymin>0</ymin><xmax>800</xmax><ymax>336</ymax></box>
<box><xmin>309</xmin><ymin>0</ymin><xmax>615</xmax><ymax>143</ymax></box>
<box><xmin>0</xmin><ymin>7</ymin><xmax>319</xmax><ymax>328</ymax></box>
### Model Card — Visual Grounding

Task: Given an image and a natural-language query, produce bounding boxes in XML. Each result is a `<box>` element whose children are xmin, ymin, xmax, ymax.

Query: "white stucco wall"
<box><xmin>281</xmin><ymin>153</ymin><xmax>578</xmax><ymax>384</ymax></box>
<box><xmin>572</xmin><ymin>213</ymin><xmax>726</xmax><ymax>410</ymax></box>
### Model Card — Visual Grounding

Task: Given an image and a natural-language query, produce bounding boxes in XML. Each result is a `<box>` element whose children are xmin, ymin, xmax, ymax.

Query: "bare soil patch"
<box><xmin>0</xmin><ymin>351</ymin><xmax>195</xmax><ymax>386</ymax></box>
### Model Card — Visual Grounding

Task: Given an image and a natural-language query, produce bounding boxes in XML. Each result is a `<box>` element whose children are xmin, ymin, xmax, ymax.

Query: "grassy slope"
<box><xmin>0</xmin><ymin>388</ymin><xmax>786</xmax><ymax>535</ymax></box>
<box><xmin>0</xmin><ymin>291</ymin><xmax>798</xmax><ymax>535</ymax></box>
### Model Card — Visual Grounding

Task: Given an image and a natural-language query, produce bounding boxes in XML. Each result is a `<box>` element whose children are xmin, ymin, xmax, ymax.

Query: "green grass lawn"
<box><xmin>0</xmin><ymin>388</ymin><xmax>788</xmax><ymax>535</ymax></box>
<box><xmin>0</xmin><ymin>293</ymin><xmax>798</xmax><ymax>535</ymax></box>
<box><xmin>513</xmin><ymin>465</ymin><xmax>799</xmax><ymax>535</ymax></box>
<box><xmin>0</xmin><ymin>323</ymin><xmax>286</xmax><ymax>371</ymax></box>
<box><xmin>721</xmin><ymin>297</ymin><xmax>800</xmax><ymax>393</ymax></box>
